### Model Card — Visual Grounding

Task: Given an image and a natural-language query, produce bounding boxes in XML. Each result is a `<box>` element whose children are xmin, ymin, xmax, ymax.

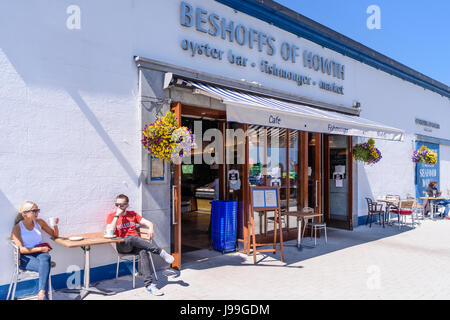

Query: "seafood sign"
<box><xmin>415</xmin><ymin>141</ymin><xmax>440</xmax><ymax>202</ymax></box>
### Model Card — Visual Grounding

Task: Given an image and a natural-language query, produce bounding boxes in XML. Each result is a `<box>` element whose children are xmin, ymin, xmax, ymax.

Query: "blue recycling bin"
<box><xmin>211</xmin><ymin>200</ymin><xmax>237</xmax><ymax>253</ymax></box>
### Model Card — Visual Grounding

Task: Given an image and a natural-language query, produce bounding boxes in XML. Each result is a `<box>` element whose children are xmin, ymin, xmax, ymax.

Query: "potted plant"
<box><xmin>412</xmin><ymin>145</ymin><xmax>437</xmax><ymax>165</ymax></box>
<box><xmin>141</xmin><ymin>110</ymin><xmax>193</xmax><ymax>163</ymax></box>
<box><xmin>353</xmin><ymin>138</ymin><xmax>382</xmax><ymax>165</ymax></box>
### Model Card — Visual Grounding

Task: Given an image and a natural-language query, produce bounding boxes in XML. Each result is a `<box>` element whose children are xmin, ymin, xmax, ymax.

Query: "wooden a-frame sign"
<box><xmin>248</xmin><ymin>186</ymin><xmax>284</xmax><ymax>264</ymax></box>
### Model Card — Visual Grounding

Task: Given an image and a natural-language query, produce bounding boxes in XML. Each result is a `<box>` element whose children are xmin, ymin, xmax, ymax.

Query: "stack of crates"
<box><xmin>211</xmin><ymin>200</ymin><xmax>237</xmax><ymax>253</ymax></box>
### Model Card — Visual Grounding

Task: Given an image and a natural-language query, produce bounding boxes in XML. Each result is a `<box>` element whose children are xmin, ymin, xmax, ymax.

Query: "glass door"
<box><xmin>226</xmin><ymin>122</ymin><xmax>247</xmax><ymax>245</ymax></box>
<box><xmin>324</xmin><ymin>135</ymin><xmax>353</xmax><ymax>229</ymax></box>
<box><xmin>247</xmin><ymin>125</ymin><xmax>287</xmax><ymax>239</ymax></box>
<box><xmin>308</xmin><ymin>133</ymin><xmax>322</xmax><ymax>214</ymax></box>
<box><xmin>285</xmin><ymin>130</ymin><xmax>301</xmax><ymax>231</ymax></box>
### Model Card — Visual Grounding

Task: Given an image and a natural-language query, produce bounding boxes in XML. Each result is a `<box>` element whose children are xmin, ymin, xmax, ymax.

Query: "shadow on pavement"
<box><xmin>180</xmin><ymin>223</ymin><xmax>415</xmax><ymax>271</ymax></box>
<box><xmin>51</xmin><ymin>222</ymin><xmax>418</xmax><ymax>299</ymax></box>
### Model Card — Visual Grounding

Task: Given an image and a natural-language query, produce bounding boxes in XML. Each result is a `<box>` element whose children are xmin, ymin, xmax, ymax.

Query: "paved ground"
<box><xmin>51</xmin><ymin>218</ymin><xmax>450</xmax><ymax>300</ymax></box>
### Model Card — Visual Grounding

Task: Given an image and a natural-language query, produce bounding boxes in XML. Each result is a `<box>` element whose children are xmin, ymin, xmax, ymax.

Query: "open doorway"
<box><xmin>180</xmin><ymin>117</ymin><xmax>220</xmax><ymax>254</ymax></box>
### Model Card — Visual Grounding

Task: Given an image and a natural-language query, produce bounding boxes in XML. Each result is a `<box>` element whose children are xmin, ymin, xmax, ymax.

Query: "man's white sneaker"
<box><xmin>160</xmin><ymin>249</ymin><xmax>175</xmax><ymax>264</ymax></box>
<box><xmin>146</xmin><ymin>283</ymin><xmax>164</xmax><ymax>296</ymax></box>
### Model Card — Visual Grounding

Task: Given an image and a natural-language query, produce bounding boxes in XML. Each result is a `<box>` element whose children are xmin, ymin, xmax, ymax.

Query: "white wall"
<box><xmin>0</xmin><ymin>0</ymin><xmax>141</xmax><ymax>286</ymax></box>
<box><xmin>0</xmin><ymin>0</ymin><xmax>449</xmax><ymax>287</ymax></box>
<box><xmin>353</xmin><ymin>56</ymin><xmax>450</xmax><ymax>216</ymax></box>
<box><xmin>355</xmin><ymin>135</ymin><xmax>416</xmax><ymax>217</ymax></box>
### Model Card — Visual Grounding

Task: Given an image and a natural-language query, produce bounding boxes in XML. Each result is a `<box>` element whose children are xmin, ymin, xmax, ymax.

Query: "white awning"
<box><xmin>186</xmin><ymin>81</ymin><xmax>404</xmax><ymax>141</ymax></box>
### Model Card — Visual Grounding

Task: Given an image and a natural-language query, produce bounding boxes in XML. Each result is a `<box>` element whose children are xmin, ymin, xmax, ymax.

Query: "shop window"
<box><xmin>248</xmin><ymin>125</ymin><xmax>288</xmax><ymax>235</ymax></box>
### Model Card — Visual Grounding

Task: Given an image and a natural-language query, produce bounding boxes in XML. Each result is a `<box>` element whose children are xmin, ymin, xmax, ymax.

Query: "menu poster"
<box><xmin>265</xmin><ymin>190</ymin><xmax>278</xmax><ymax>208</ymax></box>
<box><xmin>252</xmin><ymin>190</ymin><xmax>266</xmax><ymax>208</ymax></box>
<box><xmin>252</xmin><ymin>188</ymin><xmax>279</xmax><ymax>209</ymax></box>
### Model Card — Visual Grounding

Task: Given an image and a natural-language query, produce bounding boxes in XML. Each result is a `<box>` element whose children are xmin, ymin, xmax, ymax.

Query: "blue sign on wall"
<box><xmin>415</xmin><ymin>141</ymin><xmax>440</xmax><ymax>203</ymax></box>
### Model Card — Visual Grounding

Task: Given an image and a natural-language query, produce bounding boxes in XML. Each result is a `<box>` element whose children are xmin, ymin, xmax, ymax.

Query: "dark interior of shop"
<box><xmin>181</xmin><ymin>117</ymin><xmax>219</xmax><ymax>253</ymax></box>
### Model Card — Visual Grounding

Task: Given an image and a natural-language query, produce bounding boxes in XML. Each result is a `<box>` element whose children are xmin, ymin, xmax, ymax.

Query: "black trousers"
<box><xmin>116</xmin><ymin>235</ymin><xmax>161</xmax><ymax>286</ymax></box>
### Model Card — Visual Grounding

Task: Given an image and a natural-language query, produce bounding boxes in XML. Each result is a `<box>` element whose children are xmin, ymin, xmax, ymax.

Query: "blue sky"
<box><xmin>275</xmin><ymin>0</ymin><xmax>450</xmax><ymax>86</ymax></box>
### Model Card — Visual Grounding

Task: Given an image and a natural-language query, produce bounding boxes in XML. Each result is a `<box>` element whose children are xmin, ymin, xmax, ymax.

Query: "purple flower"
<box><xmin>369</xmin><ymin>148</ymin><xmax>382</xmax><ymax>164</ymax></box>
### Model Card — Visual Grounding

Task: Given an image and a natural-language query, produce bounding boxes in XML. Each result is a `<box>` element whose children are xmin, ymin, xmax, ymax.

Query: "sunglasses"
<box><xmin>24</xmin><ymin>209</ymin><xmax>40</xmax><ymax>214</ymax></box>
<box><xmin>115</xmin><ymin>203</ymin><xmax>128</xmax><ymax>207</ymax></box>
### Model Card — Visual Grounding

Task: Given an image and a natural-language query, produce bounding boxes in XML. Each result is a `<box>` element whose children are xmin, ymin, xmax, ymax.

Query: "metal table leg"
<box><xmin>301</xmin><ymin>218</ymin><xmax>315</xmax><ymax>248</ymax></box>
<box><xmin>430</xmin><ymin>203</ymin><xmax>433</xmax><ymax>220</ymax></box>
<box><xmin>62</xmin><ymin>246</ymin><xmax>116</xmax><ymax>300</ymax></box>
<box><xmin>283</xmin><ymin>216</ymin><xmax>303</xmax><ymax>251</ymax></box>
<box><xmin>297</xmin><ymin>217</ymin><xmax>302</xmax><ymax>251</ymax></box>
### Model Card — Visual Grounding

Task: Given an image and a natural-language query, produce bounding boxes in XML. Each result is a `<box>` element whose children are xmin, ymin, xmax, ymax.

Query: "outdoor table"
<box><xmin>420</xmin><ymin>196</ymin><xmax>447</xmax><ymax>220</ymax></box>
<box><xmin>281</xmin><ymin>211</ymin><xmax>323</xmax><ymax>250</ymax></box>
<box><xmin>376</xmin><ymin>198</ymin><xmax>400</xmax><ymax>225</ymax></box>
<box><xmin>53</xmin><ymin>232</ymin><xmax>124</xmax><ymax>300</ymax></box>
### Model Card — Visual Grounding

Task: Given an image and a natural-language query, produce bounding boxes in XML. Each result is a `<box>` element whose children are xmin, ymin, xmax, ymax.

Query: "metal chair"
<box><xmin>267</xmin><ymin>209</ymin><xmax>288</xmax><ymax>233</ymax></box>
<box><xmin>385</xmin><ymin>195</ymin><xmax>401</xmax><ymax>208</ymax></box>
<box><xmin>389</xmin><ymin>200</ymin><xmax>417</xmax><ymax>229</ymax></box>
<box><xmin>434</xmin><ymin>202</ymin><xmax>446</xmax><ymax>218</ymax></box>
<box><xmin>384</xmin><ymin>195</ymin><xmax>400</xmax><ymax>224</ymax></box>
<box><xmin>365</xmin><ymin>198</ymin><xmax>385</xmax><ymax>227</ymax></box>
<box><xmin>415</xmin><ymin>201</ymin><xmax>426</xmax><ymax>221</ymax></box>
<box><xmin>112</xmin><ymin>228</ymin><xmax>158</xmax><ymax>289</ymax></box>
<box><xmin>7</xmin><ymin>241</ymin><xmax>55</xmax><ymax>300</ymax></box>
<box><xmin>305</xmin><ymin>213</ymin><xmax>327</xmax><ymax>246</ymax></box>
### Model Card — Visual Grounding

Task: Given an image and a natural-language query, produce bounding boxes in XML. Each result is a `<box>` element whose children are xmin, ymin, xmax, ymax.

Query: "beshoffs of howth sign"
<box><xmin>179</xmin><ymin>1</ymin><xmax>345</xmax><ymax>95</ymax></box>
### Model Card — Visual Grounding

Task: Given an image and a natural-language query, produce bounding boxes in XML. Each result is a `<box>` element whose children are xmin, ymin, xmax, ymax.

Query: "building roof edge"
<box><xmin>215</xmin><ymin>0</ymin><xmax>450</xmax><ymax>99</ymax></box>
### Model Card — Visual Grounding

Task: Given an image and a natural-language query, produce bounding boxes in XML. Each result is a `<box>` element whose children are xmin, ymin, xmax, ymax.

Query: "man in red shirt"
<box><xmin>106</xmin><ymin>194</ymin><xmax>174</xmax><ymax>296</ymax></box>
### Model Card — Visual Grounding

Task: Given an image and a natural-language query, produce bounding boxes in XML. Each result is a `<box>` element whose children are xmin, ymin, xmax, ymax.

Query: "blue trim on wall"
<box><xmin>215</xmin><ymin>0</ymin><xmax>450</xmax><ymax>99</ymax></box>
<box><xmin>357</xmin><ymin>214</ymin><xmax>383</xmax><ymax>226</ymax></box>
<box><xmin>0</xmin><ymin>261</ymin><xmax>134</xmax><ymax>300</ymax></box>
<box><xmin>416</xmin><ymin>134</ymin><xmax>450</xmax><ymax>147</ymax></box>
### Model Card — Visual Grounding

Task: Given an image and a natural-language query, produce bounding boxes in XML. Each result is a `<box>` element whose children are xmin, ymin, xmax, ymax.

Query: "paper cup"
<box><xmin>48</xmin><ymin>217</ymin><xmax>57</xmax><ymax>227</ymax></box>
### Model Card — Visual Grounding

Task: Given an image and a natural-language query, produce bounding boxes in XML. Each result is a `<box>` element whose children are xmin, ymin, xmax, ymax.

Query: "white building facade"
<box><xmin>0</xmin><ymin>0</ymin><xmax>449</xmax><ymax>298</ymax></box>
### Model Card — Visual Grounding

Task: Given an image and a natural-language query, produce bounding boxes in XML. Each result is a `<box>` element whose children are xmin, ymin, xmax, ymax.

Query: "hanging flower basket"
<box><xmin>353</xmin><ymin>138</ymin><xmax>382</xmax><ymax>165</ymax></box>
<box><xmin>141</xmin><ymin>110</ymin><xmax>193</xmax><ymax>163</ymax></box>
<box><xmin>412</xmin><ymin>145</ymin><xmax>437</xmax><ymax>165</ymax></box>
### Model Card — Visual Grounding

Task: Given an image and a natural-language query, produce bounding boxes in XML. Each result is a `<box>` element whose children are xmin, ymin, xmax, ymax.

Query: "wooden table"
<box><xmin>53</xmin><ymin>232</ymin><xmax>124</xmax><ymax>300</ymax></box>
<box><xmin>376</xmin><ymin>198</ymin><xmax>399</xmax><ymax>204</ymax></box>
<box><xmin>281</xmin><ymin>211</ymin><xmax>323</xmax><ymax>250</ymax></box>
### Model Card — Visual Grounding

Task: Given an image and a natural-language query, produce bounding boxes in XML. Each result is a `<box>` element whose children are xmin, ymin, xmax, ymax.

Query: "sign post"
<box><xmin>249</xmin><ymin>186</ymin><xmax>284</xmax><ymax>264</ymax></box>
